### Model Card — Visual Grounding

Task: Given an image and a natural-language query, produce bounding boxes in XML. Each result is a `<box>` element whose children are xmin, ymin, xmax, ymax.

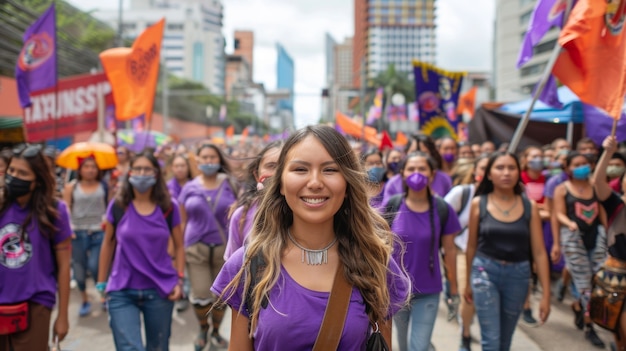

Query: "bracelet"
<box><xmin>95</xmin><ymin>282</ymin><xmax>107</xmax><ymax>293</ymax></box>
<box><xmin>177</xmin><ymin>271</ymin><xmax>184</xmax><ymax>279</ymax></box>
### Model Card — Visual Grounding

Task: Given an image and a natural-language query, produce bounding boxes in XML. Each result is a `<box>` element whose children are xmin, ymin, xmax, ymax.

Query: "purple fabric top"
<box><xmin>543</xmin><ymin>172</ymin><xmax>569</xmax><ymax>199</ymax></box>
<box><xmin>0</xmin><ymin>201</ymin><xmax>72</xmax><ymax>308</ymax></box>
<box><xmin>224</xmin><ymin>202</ymin><xmax>258</xmax><ymax>260</ymax></box>
<box><xmin>382</xmin><ymin>172</ymin><xmax>452</xmax><ymax>205</ymax></box>
<box><xmin>167</xmin><ymin>178</ymin><xmax>185</xmax><ymax>200</ymax></box>
<box><xmin>179</xmin><ymin>178</ymin><xmax>237</xmax><ymax>247</ymax></box>
<box><xmin>105</xmin><ymin>199</ymin><xmax>181</xmax><ymax>299</ymax></box>
<box><xmin>370</xmin><ymin>187</ymin><xmax>385</xmax><ymax>212</ymax></box>
<box><xmin>391</xmin><ymin>198</ymin><xmax>461</xmax><ymax>295</ymax></box>
<box><xmin>211</xmin><ymin>247</ymin><xmax>410</xmax><ymax>351</ymax></box>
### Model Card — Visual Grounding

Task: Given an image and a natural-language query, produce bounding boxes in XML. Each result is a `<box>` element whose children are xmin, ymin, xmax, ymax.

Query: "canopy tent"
<box><xmin>499</xmin><ymin>86</ymin><xmax>585</xmax><ymax>124</ymax></box>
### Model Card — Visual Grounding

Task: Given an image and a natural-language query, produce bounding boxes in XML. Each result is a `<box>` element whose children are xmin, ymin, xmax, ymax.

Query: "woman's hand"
<box><xmin>539</xmin><ymin>295</ymin><xmax>551</xmax><ymax>324</ymax></box>
<box><xmin>464</xmin><ymin>285</ymin><xmax>473</xmax><ymax>305</ymax></box>
<box><xmin>567</xmin><ymin>221</ymin><xmax>578</xmax><ymax>233</ymax></box>
<box><xmin>53</xmin><ymin>315</ymin><xmax>69</xmax><ymax>342</ymax></box>
<box><xmin>550</xmin><ymin>244</ymin><xmax>561</xmax><ymax>263</ymax></box>
<box><xmin>168</xmin><ymin>283</ymin><xmax>182</xmax><ymax>301</ymax></box>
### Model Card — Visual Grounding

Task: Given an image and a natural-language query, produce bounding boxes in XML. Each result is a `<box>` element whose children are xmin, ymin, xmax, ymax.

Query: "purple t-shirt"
<box><xmin>167</xmin><ymin>178</ymin><xmax>185</xmax><ymax>200</ymax></box>
<box><xmin>391</xmin><ymin>198</ymin><xmax>461</xmax><ymax>295</ymax></box>
<box><xmin>0</xmin><ymin>201</ymin><xmax>72</xmax><ymax>308</ymax></box>
<box><xmin>543</xmin><ymin>172</ymin><xmax>569</xmax><ymax>199</ymax></box>
<box><xmin>179</xmin><ymin>178</ymin><xmax>237</xmax><ymax>247</ymax></box>
<box><xmin>211</xmin><ymin>247</ymin><xmax>410</xmax><ymax>351</ymax></box>
<box><xmin>105</xmin><ymin>199</ymin><xmax>181</xmax><ymax>299</ymax></box>
<box><xmin>382</xmin><ymin>172</ymin><xmax>452</xmax><ymax>205</ymax></box>
<box><xmin>224</xmin><ymin>202</ymin><xmax>258</xmax><ymax>260</ymax></box>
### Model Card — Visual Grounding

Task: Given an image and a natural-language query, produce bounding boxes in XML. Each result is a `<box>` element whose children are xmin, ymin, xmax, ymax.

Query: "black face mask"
<box><xmin>5</xmin><ymin>174</ymin><xmax>33</xmax><ymax>199</ymax></box>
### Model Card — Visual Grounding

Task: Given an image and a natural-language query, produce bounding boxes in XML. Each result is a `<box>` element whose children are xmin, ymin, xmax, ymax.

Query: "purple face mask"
<box><xmin>442</xmin><ymin>153</ymin><xmax>456</xmax><ymax>164</ymax></box>
<box><xmin>406</xmin><ymin>172</ymin><xmax>429</xmax><ymax>192</ymax></box>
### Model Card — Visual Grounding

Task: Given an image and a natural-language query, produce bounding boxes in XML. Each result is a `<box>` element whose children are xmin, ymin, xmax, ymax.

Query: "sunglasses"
<box><xmin>12</xmin><ymin>144</ymin><xmax>43</xmax><ymax>158</ymax></box>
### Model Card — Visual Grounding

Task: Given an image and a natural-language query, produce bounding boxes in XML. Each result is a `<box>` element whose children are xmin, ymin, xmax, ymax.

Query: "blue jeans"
<box><xmin>394</xmin><ymin>293</ymin><xmax>440</xmax><ymax>351</ymax></box>
<box><xmin>471</xmin><ymin>255</ymin><xmax>530</xmax><ymax>351</ymax></box>
<box><xmin>72</xmin><ymin>230</ymin><xmax>103</xmax><ymax>292</ymax></box>
<box><xmin>108</xmin><ymin>289</ymin><xmax>174</xmax><ymax>351</ymax></box>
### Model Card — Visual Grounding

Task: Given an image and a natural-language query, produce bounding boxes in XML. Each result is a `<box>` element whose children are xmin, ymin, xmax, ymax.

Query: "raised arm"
<box><xmin>592</xmin><ymin>135</ymin><xmax>618</xmax><ymax>201</ymax></box>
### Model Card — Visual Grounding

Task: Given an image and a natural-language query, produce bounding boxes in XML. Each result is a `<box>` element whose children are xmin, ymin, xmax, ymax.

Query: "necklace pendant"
<box><xmin>503</xmin><ymin>210</ymin><xmax>509</xmax><ymax>216</ymax></box>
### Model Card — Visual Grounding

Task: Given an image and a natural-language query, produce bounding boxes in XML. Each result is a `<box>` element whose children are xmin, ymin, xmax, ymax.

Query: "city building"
<box><xmin>494</xmin><ymin>0</ymin><xmax>557</xmax><ymax>102</ymax></box>
<box><xmin>271</xmin><ymin>43</ymin><xmax>295</xmax><ymax>131</ymax></box>
<box><xmin>324</xmin><ymin>35</ymin><xmax>357</xmax><ymax>121</ymax></box>
<box><xmin>96</xmin><ymin>0</ymin><xmax>225</xmax><ymax>95</ymax></box>
<box><xmin>225</xmin><ymin>55</ymin><xmax>252</xmax><ymax>100</ymax></box>
<box><xmin>353</xmin><ymin>0</ymin><xmax>437</xmax><ymax>88</ymax></box>
<box><xmin>234</xmin><ymin>30</ymin><xmax>254</xmax><ymax>79</ymax></box>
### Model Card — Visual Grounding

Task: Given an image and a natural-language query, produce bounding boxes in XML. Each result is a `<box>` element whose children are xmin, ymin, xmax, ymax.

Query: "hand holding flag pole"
<box><xmin>509</xmin><ymin>0</ymin><xmax>575</xmax><ymax>153</ymax></box>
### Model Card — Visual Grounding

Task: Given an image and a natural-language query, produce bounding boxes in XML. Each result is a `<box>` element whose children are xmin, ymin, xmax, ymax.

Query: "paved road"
<box><xmin>55</xmin><ymin>280</ymin><xmax>613</xmax><ymax>351</ymax></box>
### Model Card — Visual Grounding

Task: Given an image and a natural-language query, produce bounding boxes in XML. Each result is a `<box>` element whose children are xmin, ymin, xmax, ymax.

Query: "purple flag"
<box><xmin>517</xmin><ymin>0</ymin><xmax>572</xmax><ymax>68</ymax></box>
<box><xmin>584</xmin><ymin>105</ymin><xmax>626</xmax><ymax>146</ymax></box>
<box><xmin>219</xmin><ymin>104</ymin><xmax>227</xmax><ymax>122</ymax></box>
<box><xmin>15</xmin><ymin>4</ymin><xmax>57</xmax><ymax>108</ymax></box>
<box><xmin>534</xmin><ymin>74</ymin><xmax>563</xmax><ymax>109</ymax></box>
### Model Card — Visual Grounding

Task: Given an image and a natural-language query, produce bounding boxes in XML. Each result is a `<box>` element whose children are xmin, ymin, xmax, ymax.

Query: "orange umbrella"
<box><xmin>56</xmin><ymin>142</ymin><xmax>118</xmax><ymax>170</ymax></box>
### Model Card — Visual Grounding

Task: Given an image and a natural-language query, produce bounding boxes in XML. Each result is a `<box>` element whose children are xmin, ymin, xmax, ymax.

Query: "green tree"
<box><xmin>371</xmin><ymin>64</ymin><xmax>415</xmax><ymax>104</ymax></box>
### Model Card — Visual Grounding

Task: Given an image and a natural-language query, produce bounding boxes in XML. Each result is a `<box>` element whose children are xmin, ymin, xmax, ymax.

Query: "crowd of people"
<box><xmin>0</xmin><ymin>126</ymin><xmax>626</xmax><ymax>351</ymax></box>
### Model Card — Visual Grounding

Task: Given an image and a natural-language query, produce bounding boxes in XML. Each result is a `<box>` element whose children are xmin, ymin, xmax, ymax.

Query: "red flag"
<box><xmin>379</xmin><ymin>131</ymin><xmax>394</xmax><ymax>151</ymax></box>
<box><xmin>552</xmin><ymin>0</ymin><xmax>626</xmax><ymax>119</ymax></box>
<box><xmin>456</xmin><ymin>86</ymin><xmax>477</xmax><ymax>118</ymax></box>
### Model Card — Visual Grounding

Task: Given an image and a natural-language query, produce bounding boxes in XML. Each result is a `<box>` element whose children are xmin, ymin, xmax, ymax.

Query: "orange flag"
<box><xmin>100</xmin><ymin>18</ymin><xmax>165</xmax><ymax>122</ymax></box>
<box><xmin>225</xmin><ymin>125</ymin><xmax>235</xmax><ymax>139</ymax></box>
<box><xmin>552</xmin><ymin>0</ymin><xmax>626</xmax><ymax>119</ymax></box>
<box><xmin>395</xmin><ymin>131</ymin><xmax>408</xmax><ymax>147</ymax></box>
<box><xmin>335</xmin><ymin>111</ymin><xmax>377</xmax><ymax>140</ymax></box>
<box><xmin>239</xmin><ymin>126</ymin><xmax>250</xmax><ymax>145</ymax></box>
<box><xmin>456</xmin><ymin>86</ymin><xmax>477</xmax><ymax>118</ymax></box>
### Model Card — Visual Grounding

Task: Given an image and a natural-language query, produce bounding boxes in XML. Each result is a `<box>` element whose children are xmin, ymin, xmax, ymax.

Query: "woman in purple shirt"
<box><xmin>179</xmin><ymin>143</ymin><xmax>238</xmax><ymax>350</ymax></box>
<box><xmin>212</xmin><ymin>125</ymin><xmax>410</xmax><ymax>350</ymax></box>
<box><xmin>166</xmin><ymin>154</ymin><xmax>193</xmax><ymax>200</ymax></box>
<box><xmin>386</xmin><ymin>152</ymin><xmax>461</xmax><ymax>351</ymax></box>
<box><xmin>224</xmin><ymin>141</ymin><xmax>282</xmax><ymax>260</ymax></box>
<box><xmin>0</xmin><ymin>145</ymin><xmax>72</xmax><ymax>351</ymax></box>
<box><xmin>97</xmin><ymin>151</ymin><xmax>185</xmax><ymax>351</ymax></box>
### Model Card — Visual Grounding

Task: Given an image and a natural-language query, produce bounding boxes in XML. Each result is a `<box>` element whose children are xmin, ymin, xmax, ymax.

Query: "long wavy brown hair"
<box><xmin>219</xmin><ymin>125</ymin><xmax>407</xmax><ymax>335</ymax></box>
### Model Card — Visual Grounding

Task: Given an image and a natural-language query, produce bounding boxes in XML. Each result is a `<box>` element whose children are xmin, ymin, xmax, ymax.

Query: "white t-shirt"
<box><xmin>444</xmin><ymin>184</ymin><xmax>476</xmax><ymax>252</ymax></box>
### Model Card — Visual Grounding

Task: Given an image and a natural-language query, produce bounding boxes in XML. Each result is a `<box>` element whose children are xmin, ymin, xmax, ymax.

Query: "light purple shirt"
<box><xmin>105</xmin><ymin>199</ymin><xmax>181</xmax><ymax>299</ymax></box>
<box><xmin>391</xmin><ymin>198</ymin><xmax>461</xmax><ymax>295</ymax></box>
<box><xmin>179</xmin><ymin>178</ymin><xmax>237</xmax><ymax>247</ymax></box>
<box><xmin>212</xmin><ymin>247</ymin><xmax>410</xmax><ymax>351</ymax></box>
<box><xmin>0</xmin><ymin>201</ymin><xmax>72</xmax><ymax>308</ymax></box>
<box><xmin>382</xmin><ymin>172</ymin><xmax>452</xmax><ymax>205</ymax></box>
<box><xmin>224</xmin><ymin>202</ymin><xmax>258</xmax><ymax>260</ymax></box>
<box><xmin>167</xmin><ymin>178</ymin><xmax>185</xmax><ymax>200</ymax></box>
<box><xmin>543</xmin><ymin>172</ymin><xmax>569</xmax><ymax>199</ymax></box>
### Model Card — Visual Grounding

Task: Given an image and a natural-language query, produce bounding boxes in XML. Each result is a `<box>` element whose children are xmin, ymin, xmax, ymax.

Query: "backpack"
<box><xmin>110</xmin><ymin>202</ymin><xmax>174</xmax><ymax>234</ymax></box>
<box><xmin>383</xmin><ymin>194</ymin><xmax>450</xmax><ymax>233</ymax></box>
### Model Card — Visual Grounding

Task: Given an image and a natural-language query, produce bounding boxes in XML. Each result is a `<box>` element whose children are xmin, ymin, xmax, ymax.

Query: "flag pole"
<box><xmin>611</xmin><ymin>118</ymin><xmax>619</xmax><ymax>137</ymax></box>
<box><xmin>53</xmin><ymin>1</ymin><xmax>59</xmax><ymax>146</ymax></box>
<box><xmin>508</xmin><ymin>0</ymin><xmax>574</xmax><ymax>153</ymax></box>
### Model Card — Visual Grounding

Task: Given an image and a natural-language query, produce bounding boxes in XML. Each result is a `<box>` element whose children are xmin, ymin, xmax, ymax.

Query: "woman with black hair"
<box><xmin>224</xmin><ymin>141</ymin><xmax>283</xmax><ymax>260</ymax></box>
<box><xmin>361</xmin><ymin>148</ymin><xmax>388</xmax><ymax>211</ymax></box>
<box><xmin>167</xmin><ymin>154</ymin><xmax>193</xmax><ymax>200</ymax></box>
<box><xmin>553</xmin><ymin>151</ymin><xmax>607</xmax><ymax>348</ymax></box>
<box><xmin>465</xmin><ymin>151</ymin><xmax>551</xmax><ymax>351</ymax></box>
<box><xmin>0</xmin><ymin>145</ymin><xmax>72</xmax><ymax>351</ymax></box>
<box><xmin>387</xmin><ymin>151</ymin><xmax>461</xmax><ymax>351</ymax></box>
<box><xmin>97</xmin><ymin>151</ymin><xmax>185</xmax><ymax>351</ymax></box>
<box><xmin>178</xmin><ymin>142</ymin><xmax>238</xmax><ymax>350</ymax></box>
<box><xmin>383</xmin><ymin>134</ymin><xmax>453</xmax><ymax>204</ymax></box>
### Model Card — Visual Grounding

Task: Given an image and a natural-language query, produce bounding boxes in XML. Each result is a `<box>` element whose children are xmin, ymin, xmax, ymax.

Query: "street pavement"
<box><xmin>55</xmin><ymin>281</ymin><xmax>611</xmax><ymax>351</ymax></box>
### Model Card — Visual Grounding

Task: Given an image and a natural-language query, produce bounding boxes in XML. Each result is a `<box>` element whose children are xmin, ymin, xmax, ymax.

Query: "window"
<box><xmin>533</xmin><ymin>39</ymin><xmax>557</xmax><ymax>55</ymax></box>
<box><xmin>167</xmin><ymin>23</ymin><xmax>184</xmax><ymax>30</ymax></box>
<box><xmin>520</xmin><ymin>62</ymin><xmax>546</xmax><ymax>77</ymax></box>
<box><xmin>520</xmin><ymin>10</ymin><xmax>532</xmax><ymax>25</ymax></box>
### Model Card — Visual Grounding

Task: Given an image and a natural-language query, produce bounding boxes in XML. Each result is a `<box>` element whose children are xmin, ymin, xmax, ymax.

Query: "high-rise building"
<box><xmin>494</xmin><ymin>0</ymin><xmax>557</xmax><ymax>102</ymax></box>
<box><xmin>276</xmin><ymin>43</ymin><xmax>294</xmax><ymax>113</ymax></box>
<box><xmin>96</xmin><ymin>0</ymin><xmax>225</xmax><ymax>95</ymax></box>
<box><xmin>353</xmin><ymin>0</ymin><xmax>436</xmax><ymax>88</ymax></box>
<box><xmin>234</xmin><ymin>30</ymin><xmax>254</xmax><ymax>79</ymax></box>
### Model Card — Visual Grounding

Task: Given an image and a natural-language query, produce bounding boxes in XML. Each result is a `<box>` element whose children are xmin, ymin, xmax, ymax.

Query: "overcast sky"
<box><xmin>67</xmin><ymin>0</ymin><xmax>495</xmax><ymax>128</ymax></box>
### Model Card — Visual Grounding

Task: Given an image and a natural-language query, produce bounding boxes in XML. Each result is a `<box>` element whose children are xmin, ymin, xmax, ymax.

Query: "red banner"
<box><xmin>23</xmin><ymin>73</ymin><xmax>113</xmax><ymax>142</ymax></box>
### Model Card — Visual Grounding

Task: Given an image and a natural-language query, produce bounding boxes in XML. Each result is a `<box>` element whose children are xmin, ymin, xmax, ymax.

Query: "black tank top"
<box><xmin>477</xmin><ymin>195</ymin><xmax>532</xmax><ymax>263</ymax></box>
<box><xmin>565</xmin><ymin>186</ymin><xmax>600</xmax><ymax>251</ymax></box>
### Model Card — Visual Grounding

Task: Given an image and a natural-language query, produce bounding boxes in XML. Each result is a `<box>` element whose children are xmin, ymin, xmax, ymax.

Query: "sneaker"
<box><xmin>572</xmin><ymin>305</ymin><xmax>584</xmax><ymax>330</ymax></box>
<box><xmin>522</xmin><ymin>308</ymin><xmax>539</xmax><ymax>327</ymax></box>
<box><xmin>585</xmin><ymin>328</ymin><xmax>606</xmax><ymax>348</ymax></box>
<box><xmin>459</xmin><ymin>335</ymin><xmax>472</xmax><ymax>351</ymax></box>
<box><xmin>175</xmin><ymin>298</ymin><xmax>189</xmax><ymax>312</ymax></box>
<box><xmin>79</xmin><ymin>301</ymin><xmax>91</xmax><ymax>317</ymax></box>
<box><xmin>211</xmin><ymin>332</ymin><xmax>229</xmax><ymax>349</ymax></box>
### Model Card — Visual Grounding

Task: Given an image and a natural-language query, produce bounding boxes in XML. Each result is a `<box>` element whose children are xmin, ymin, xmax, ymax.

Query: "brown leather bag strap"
<box><xmin>312</xmin><ymin>264</ymin><xmax>352</xmax><ymax>351</ymax></box>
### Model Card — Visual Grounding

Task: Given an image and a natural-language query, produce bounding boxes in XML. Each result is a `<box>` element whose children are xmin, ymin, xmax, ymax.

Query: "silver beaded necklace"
<box><xmin>287</xmin><ymin>229</ymin><xmax>337</xmax><ymax>265</ymax></box>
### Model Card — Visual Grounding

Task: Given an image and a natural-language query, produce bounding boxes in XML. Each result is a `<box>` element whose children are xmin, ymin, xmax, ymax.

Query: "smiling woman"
<box><xmin>211</xmin><ymin>125</ymin><xmax>410</xmax><ymax>351</ymax></box>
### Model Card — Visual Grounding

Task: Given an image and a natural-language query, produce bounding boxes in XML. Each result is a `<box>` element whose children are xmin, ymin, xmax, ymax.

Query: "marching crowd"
<box><xmin>1</xmin><ymin>125</ymin><xmax>626</xmax><ymax>351</ymax></box>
